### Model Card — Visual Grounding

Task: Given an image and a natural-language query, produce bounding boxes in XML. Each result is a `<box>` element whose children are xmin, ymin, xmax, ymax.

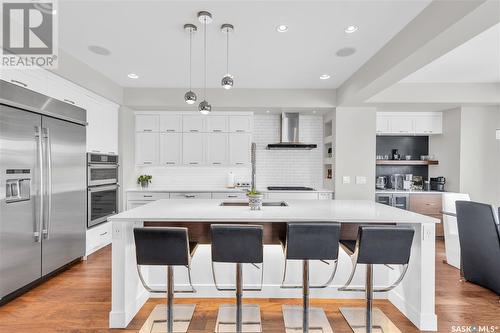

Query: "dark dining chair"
<box><xmin>455</xmin><ymin>201</ymin><xmax>500</xmax><ymax>295</ymax></box>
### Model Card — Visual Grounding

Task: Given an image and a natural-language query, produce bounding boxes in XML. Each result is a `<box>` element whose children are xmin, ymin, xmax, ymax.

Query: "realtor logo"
<box><xmin>1</xmin><ymin>1</ymin><xmax>58</xmax><ymax>68</ymax></box>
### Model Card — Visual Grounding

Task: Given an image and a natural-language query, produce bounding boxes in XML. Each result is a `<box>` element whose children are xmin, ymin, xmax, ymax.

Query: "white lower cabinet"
<box><xmin>212</xmin><ymin>192</ymin><xmax>247</xmax><ymax>199</ymax></box>
<box><xmin>86</xmin><ymin>222</ymin><xmax>112</xmax><ymax>256</ymax></box>
<box><xmin>170</xmin><ymin>192</ymin><xmax>211</xmax><ymax>199</ymax></box>
<box><xmin>182</xmin><ymin>133</ymin><xmax>205</xmax><ymax>165</ymax></box>
<box><xmin>160</xmin><ymin>133</ymin><xmax>182</xmax><ymax>166</ymax></box>
<box><xmin>207</xmin><ymin>133</ymin><xmax>229</xmax><ymax>165</ymax></box>
<box><xmin>127</xmin><ymin>200</ymin><xmax>152</xmax><ymax>210</ymax></box>
<box><xmin>136</xmin><ymin>132</ymin><xmax>159</xmax><ymax>166</ymax></box>
<box><xmin>229</xmin><ymin>133</ymin><xmax>252</xmax><ymax>165</ymax></box>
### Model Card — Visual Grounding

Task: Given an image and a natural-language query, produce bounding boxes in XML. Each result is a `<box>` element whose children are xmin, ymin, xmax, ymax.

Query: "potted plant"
<box><xmin>137</xmin><ymin>175</ymin><xmax>152</xmax><ymax>189</ymax></box>
<box><xmin>247</xmin><ymin>189</ymin><xmax>263</xmax><ymax>210</ymax></box>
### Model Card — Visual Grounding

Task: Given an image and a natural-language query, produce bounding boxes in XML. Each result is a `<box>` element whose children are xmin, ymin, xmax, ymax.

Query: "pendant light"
<box><xmin>221</xmin><ymin>24</ymin><xmax>234</xmax><ymax>89</ymax></box>
<box><xmin>184</xmin><ymin>24</ymin><xmax>197</xmax><ymax>105</ymax></box>
<box><xmin>198</xmin><ymin>11</ymin><xmax>212</xmax><ymax>114</ymax></box>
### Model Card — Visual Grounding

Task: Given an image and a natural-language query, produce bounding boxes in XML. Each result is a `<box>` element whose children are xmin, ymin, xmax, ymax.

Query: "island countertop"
<box><xmin>109</xmin><ymin>199</ymin><xmax>439</xmax><ymax>224</ymax></box>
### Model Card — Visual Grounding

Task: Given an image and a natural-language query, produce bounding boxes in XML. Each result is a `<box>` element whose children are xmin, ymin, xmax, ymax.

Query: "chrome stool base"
<box><xmin>339</xmin><ymin>307</ymin><xmax>401</xmax><ymax>333</ymax></box>
<box><xmin>215</xmin><ymin>304</ymin><xmax>262</xmax><ymax>332</ymax></box>
<box><xmin>282</xmin><ymin>305</ymin><xmax>333</xmax><ymax>333</ymax></box>
<box><xmin>139</xmin><ymin>304</ymin><xmax>196</xmax><ymax>333</ymax></box>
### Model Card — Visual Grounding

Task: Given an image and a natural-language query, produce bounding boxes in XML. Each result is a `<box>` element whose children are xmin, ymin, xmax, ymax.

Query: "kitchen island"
<box><xmin>108</xmin><ymin>199</ymin><xmax>438</xmax><ymax>331</ymax></box>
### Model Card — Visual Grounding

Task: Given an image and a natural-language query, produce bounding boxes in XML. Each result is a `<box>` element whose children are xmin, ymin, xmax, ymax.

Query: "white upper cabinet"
<box><xmin>207</xmin><ymin>133</ymin><xmax>229</xmax><ymax>165</ymax></box>
<box><xmin>206</xmin><ymin>116</ymin><xmax>229</xmax><ymax>133</ymax></box>
<box><xmin>183</xmin><ymin>115</ymin><xmax>205</xmax><ymax>132</ymax></box>
<box><xmin>390</xmin><ymin>116</ymin><xmax>414</xmax><ymax>134</ymax></box>
<box><xmin>136</xmin><ymin>115</ymin><xmax>160</xmax><ymax>132</ymax></box>
<box><xmin>182</xmin><ymin>133</ymin><xmax>205</xmax><ymax>165</ymax></box>
<box><xmin>136</xmin><ymin>132</ymin><xmax>159</xmax><ymax>166</ymax></box>
<box><xmin>414</xmin><ymin>115</ymin><xmax>442</xmax><ymax>135</ymax></box>
<box><xmin>0</xmin><ymin>68</ymin><xmax>49</xmax><ymax>94</ymax></box>
<box><xmin>229</xmin><ymin>115</ymin><xmax>253</xmax><ymax>132</ymax></box>
<box><xmin>160</xmin><ymin>115</ymin><xmax>182</xmax><ymax>133</ymax></box>
<box><xmin>376</xmin><ymin>112</ymin><xmax>442</xmax><ymax>136</ymax></box>
<box><xmin>85</xmin><ymin>96</ymin><xmax>119</xmax><ymax>154</ymax></box>
<box><xmin>160</xmin><ymin>133</ymin><xmax>182</xmax><ymax>166</ymax></box>
<box><xmin>229</xmin><ymin>133</ymin><xmax>251</xmax><ymax>165</ymax></box>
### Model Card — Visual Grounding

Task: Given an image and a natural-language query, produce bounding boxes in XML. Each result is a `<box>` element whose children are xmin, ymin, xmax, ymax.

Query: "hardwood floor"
<box><xmin>0</xmin><ymin>240</ymin><xmax>498</xmax><ymax>333</ymax></box>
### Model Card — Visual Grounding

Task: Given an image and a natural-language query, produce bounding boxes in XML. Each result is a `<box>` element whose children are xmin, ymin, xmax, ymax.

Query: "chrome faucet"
<box><xmin>251</xmin><ymin>142</ymin><xmax>257</xmax><ymax>191</ymax></box>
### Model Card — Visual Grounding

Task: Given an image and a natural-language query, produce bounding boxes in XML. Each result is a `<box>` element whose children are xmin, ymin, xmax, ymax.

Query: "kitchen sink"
<box><xmin>220</xmin><ymin>201</ymin><xmax>288</xmax><ymax>207</ymax></box>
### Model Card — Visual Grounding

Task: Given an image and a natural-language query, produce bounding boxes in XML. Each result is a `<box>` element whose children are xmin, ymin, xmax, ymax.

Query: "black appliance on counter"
<box><xmin>430</xmin><ymin>177</ymin><xmax>446</xmax><ymax>192</ymax></box>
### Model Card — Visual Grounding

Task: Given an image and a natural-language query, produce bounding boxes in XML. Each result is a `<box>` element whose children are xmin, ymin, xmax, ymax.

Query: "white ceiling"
<box><xmin>58</xmin><ymin>0</ymin><xmax>430</xmax><ymax>89</ymax></box>
<box><xmin>402</xmin><ymin>23</ymin><xmax>500</xmax><ymax>83</ymax></box>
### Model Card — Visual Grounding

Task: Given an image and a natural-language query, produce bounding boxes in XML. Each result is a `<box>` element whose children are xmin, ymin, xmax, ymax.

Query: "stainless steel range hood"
<box><xmin>267</xmin><ymin>112</ymin><xmax>318</xmax><ymax>150</ymax></box>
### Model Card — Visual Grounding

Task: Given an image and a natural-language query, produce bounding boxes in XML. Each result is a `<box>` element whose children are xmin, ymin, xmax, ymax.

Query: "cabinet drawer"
<box><xmin>170</xmin><ymin>192</ymin><xmax>211</xmax><ymax>199</ymax></box>
<box><xmin>86</xmin><ymin>222</ymin><xmax>112</xmax><ymax>255</ymax></box>
<box><xmin>212</xmin><ymin>192</ymin><xmax>247</xmax><ymax>199</ymax></box>
<box><xmin>127</xmin><ymin>192</ymin><xmax>170</xmax><ymax>201</ymax></box>
<box><xmin>409</xmin><ymin>194</ymin><xmax>442</xmax><ymax>214</ymax></box>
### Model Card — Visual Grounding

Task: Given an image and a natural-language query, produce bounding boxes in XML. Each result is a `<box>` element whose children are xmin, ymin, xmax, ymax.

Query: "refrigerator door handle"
<box><xmin>34</xmin><ymin>126</ymin><xmax>43</xmax><ymax>242</ymax></box>
<box><xmin>42</xmin><ymin>128</ymin><xmax>53</xmax><ymax>240</ymax></box>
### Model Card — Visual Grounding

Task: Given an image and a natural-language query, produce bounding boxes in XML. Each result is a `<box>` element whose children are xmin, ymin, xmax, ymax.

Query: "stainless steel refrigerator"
<box><xmin>0</xmin><ymin>81</ymin><xmax>86</xmax><ymax>301</ymax></box>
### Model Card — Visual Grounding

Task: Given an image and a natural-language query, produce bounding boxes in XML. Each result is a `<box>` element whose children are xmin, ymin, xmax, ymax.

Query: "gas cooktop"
<box><xmin>267</xmin><ymin>186</ymin><xmax>316</xmax><ymax>191</ymax></box>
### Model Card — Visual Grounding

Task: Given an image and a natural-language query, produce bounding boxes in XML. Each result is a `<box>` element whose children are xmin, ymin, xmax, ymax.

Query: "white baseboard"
<box><xmin>389</xmin><ymin>289</ymin><xmax>437</xmax><ymax>331</ymax></box>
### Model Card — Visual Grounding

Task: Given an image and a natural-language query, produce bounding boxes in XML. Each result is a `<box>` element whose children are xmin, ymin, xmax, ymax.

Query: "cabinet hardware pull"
<box><xmin>228</xmin><ymin>195</ymin><xmax>238</xmax><ymax>198</ymax></box>
<box><xmin>165</xmin><ymin>162</ymin><xmax>175</xmax><ymax>165</ymax></box>
<box><xmin>185</xmin><ymin>195</ymin><xmax>195</xmax><ymax>198</ymax></box>
<box><xmin>213</xmin><ymin>129</ymin><xmax>222</xmax><ymax>132</ymax></box>
<box><xmin>143</xmin><ymin>195</ymin><xmax>153</xmax><ymax>198</ymax></box>
<box><xmin>143</xmin><ymin>129</ymin><xmax>152</xmax><ymax>132</ymax></box>
<box><xmin>190</xmin><ymin>130</ymin><xmax>199</xmax><ymax>132</ymax></box>
<box><xmin>189</xmin><ymin>162</ymin><xmax>198</xmax><ymax>165</ymax></box>
<box><xmin>91</xmin><ymin>150</ymin><xmax>101</xmax><ymax>153</ymax></box>
<box><xmin>236</xmin><ymin>162</ymin><xmax>244</xmax><ymax>165</ymax></box>
<box><xmin>166</xmin><ymin>129</ymin><xmax>175</xmax><ymax>132</ymax></box>
<box><xmin>236</xmin><ymin>130</ymin><xmax>245</xmax><ymax>132</ymax></box>
<box><xmin>63</xmin><ymin>99</ymin><xmax>76</xmax><ymax>105</ymax></box>
<box><xmin>143</xmin><ymin>162</ymin><xmax>152</xmax><ymax>164</ymax></box>
<box><xmin>100</xmin><ymin>232</ymin><xmax>108</xmax><ymax>236</ymax></box>
<box><xmin>10</xmin><ymin>79</ymin><xmax>28</xmax><ymax>87</ymax></box>
<box><xmin>212</xmin><ymin>162</ymin><xmax>221</xmax><ymax>165</ymax></box>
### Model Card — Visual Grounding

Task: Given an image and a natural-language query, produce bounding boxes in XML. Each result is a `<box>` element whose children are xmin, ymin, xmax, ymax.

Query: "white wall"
<box><xmin>429</xmin><ymin>108</ymin><xmax>461</xmax><ymax>192</ymax></box>
<box><xmin>459</xmin><ymin>106</ymin><xmax>500</xmax><ymax>206</ymax></box>
<box><xmin>253</xmin><ymin>114</ymin><xmax>324</xmax><ymax>189</ymax></box>
<box><xmin>334</xmin><ymin>107</ymin><xmax>376</xmax><ymax>200</ymax></box>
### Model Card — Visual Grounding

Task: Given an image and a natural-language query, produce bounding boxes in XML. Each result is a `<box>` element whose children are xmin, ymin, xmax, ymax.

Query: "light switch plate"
<box><xmin>342</xmin><ymin>176</ymin><xmax>351</xmax><ymax>184</ymax></box>
<box><xmin>356</xmin><ymin>176</ymin><xmax>367</xmax><ymax>185</ymax></box>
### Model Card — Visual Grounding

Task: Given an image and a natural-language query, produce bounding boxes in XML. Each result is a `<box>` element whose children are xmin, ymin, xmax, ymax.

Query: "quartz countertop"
<box><xmin>126</xmin><ymin>186</ymin><xmax>334</xmax><ymax>193</ymax></box>
<box><xmin>376</xmin><ymin>189</ymin><xmax>444</xmax><ymax>195</ymax></box>
<box><xmin>109</xmin><ymin>199</ymin><xmax>438</xmax><ymax>224</ymax></box>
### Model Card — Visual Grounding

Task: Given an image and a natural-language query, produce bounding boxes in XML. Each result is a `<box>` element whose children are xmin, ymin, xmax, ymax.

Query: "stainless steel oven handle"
<box><xmin>88</xmin><ymin>164</ymin><xmax>119</xmax><ymax>169</ymax></box>
<box><xmin>88</xmin><ymin>184</ymin><xmax>119</xmax><ymax>192</ymax></box>
<box><xmin>43</xmin><ymin>128</ymin><xmax>52</xmax><ymax>240</ymax></box>
<box><xmin>34</xmin><ymin>126</ymin><xmax>43</xmax><ymax>242</ymax></box>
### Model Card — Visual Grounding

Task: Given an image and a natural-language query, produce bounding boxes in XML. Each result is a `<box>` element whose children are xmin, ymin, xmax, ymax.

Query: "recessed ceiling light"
<box><xmin>127</xmin><ymin>73</ymin><xmax>139</xmax><ymax>79</ymax></box>
<box><xmin>276</xmin><ymin>25</ymin><xmax>288</xmax><ymax>32</ymax></box>
<box><xmin>344</xmin><ymin>25</ymin><xmax>358</xmax><ymax>34</ymax></box>
<box><xmin>88</xmin><ymin>45</ymin><xmax>111</xmax><ymax>56</ymax></box>
<box><xmin>266</xmin><ymin>110</ymin><xmax>270</xmax><ymax>113</ymax></box>
<box><xmin>319</xmin><ymin>74</ymin><xmax>330</xmax><ymax>80</ymax></box>
<box><xmin>312</xmin><ymin>110</ymin><xmax>317</xmax><ymax>114</ymax></box>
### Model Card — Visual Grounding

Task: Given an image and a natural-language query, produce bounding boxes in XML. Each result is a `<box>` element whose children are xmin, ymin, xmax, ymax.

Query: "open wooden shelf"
<box><xmin>376</xmin><ymin>160</ymin><xmax>439</xmax><ymax>166</ymax></box>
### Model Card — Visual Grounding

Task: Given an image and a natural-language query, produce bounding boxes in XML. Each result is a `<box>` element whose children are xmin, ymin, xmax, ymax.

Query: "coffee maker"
<box><xmin>430</xmin><ymin>177</ymin><xmax>446</xmax><ymax>192</ymax></box>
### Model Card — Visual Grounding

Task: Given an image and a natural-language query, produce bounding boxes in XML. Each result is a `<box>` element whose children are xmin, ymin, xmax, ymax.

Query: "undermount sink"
<box><xmin>220</xmin><ymin>201</ymin><xmax>288</xmax><ymax>207</ymax></box>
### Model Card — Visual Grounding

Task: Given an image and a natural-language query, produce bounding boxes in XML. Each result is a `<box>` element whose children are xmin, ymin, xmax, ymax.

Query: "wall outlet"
<box><xmin>356</xmin><ymin>176</ymin><xmax>367</xmax><ymax>185</ymax></box>
<box><xmin>342</xmin><ymin>176</ymin><xmax>351</xmax><ymax>184</ymax></box>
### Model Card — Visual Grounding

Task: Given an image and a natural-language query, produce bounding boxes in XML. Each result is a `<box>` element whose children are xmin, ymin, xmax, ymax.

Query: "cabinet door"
<box><xmin>229</xmin><ymin>133</ymin><xmax>251</xmax><ymax>165</ymax></box>
<box><xmin>85</xmin><ymin>97</ymin><xmax>119</xmax><ymax>154</ymax></box>
<box><xmin>160</xmin><ymin>132</ymin><xmax>182</xmax><ymax>166</ymax></box>
<box><xmin>207</xmin><ymin>116</ymin><xmax>228</xmax><ymax>132</ymax></box>
<box><xmin>136</xmin><ymin>115</ymin><xmax>160</xmax><ymax>132</ymax></box>
<box><xmin>376</xmin><ymin>116</ymin><xmax>391</xmax><ymax>134</ymax></box>
<box><xmin>229</xmin><ymin>116</ymin><xmax>252</xmax><ymax>132</ymax></box>
<box><xmin>207</xmin><ymin>133</ymin><xmax>229</xmax><ymax>165</ymax></box>
<box><xmin>182</xmin><ymin>133</ymin><xmax>205</xmax><ymax>165</ymax></box>
<box><xmin>393</xmin><ymin>195</ymin><xmax>409</xmax><ymax>210</ymax></box>
<box><xmin>414</xmin><ymin>115</ymin><xmax>442</xmax><ymax>135</ymax></box>
<box><xmin>0</xmin><ymin>68</ymin><xmax>48</xmax><ymax>94</ymax></box>
<box><xmin>160</xmin><ymin>115</ymin><xmax>182</xmax><ymax>133</ymax></box>
<box><xmin>390</xmin><ymin>117</ymin><xmax>414</xmax><ymax>134</ymax></box>
<box><xmin>170</xmin><ymin>192</ymin><xmax>211</xmax><ymax>199</ymax></box>
<box><xmin>182</xmin><ymin>115</ymin><xmax>205</xmax><ymax>132</ymax></box>
<box><xmin>136</xmin><ymin>132</ymin><xmax>159</xmax><ymax>166</ymax></box>
<box><xmin>211</xmin><ymin>192</ymin><xmax>247</xmax><ymax>199</ymax></box>
<box><xmin>375</xmin><ymin>194</ymin><xmax>392</xmax><ymax>206</ymax></box>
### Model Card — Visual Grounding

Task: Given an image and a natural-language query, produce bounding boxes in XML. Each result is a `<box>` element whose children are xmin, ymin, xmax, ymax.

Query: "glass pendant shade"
<box><xmin>221</xmin><ymin>75</ymin><xmax>234</xmax><ymax>90</ymax></box>
<box><xmin>184</xmin><ymin>90</ymin><xmax>197</xmax><ymax>104</ymax></box>
<box><xmin>198</xmin><ymin>100</ymin><xmax>211</xmax><ymax>114</ymax></box>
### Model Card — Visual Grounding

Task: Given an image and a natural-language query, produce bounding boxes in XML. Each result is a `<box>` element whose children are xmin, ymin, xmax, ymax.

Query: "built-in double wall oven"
<box><xmin>87</xmin><ymin>153</ymin><xmax>119</xmax><ymax>228</ymax></box>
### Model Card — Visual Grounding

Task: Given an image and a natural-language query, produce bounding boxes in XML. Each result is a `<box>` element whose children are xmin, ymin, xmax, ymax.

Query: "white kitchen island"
<box><xmin>108</xmin><ymin>199</ymin><xmax>438</xmax><ymax>331</ymax></box>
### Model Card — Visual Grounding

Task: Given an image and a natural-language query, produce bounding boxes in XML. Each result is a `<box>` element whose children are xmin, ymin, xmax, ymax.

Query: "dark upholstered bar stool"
<box><xmin>134</xmin><ymin>227</ymin><xmax>198</xmax><ymax>333</ymax></box>
<box><xmin>211</xmin><ymin>224</ymin><xmax>264</xmax><ymax>333</ymax></box>
<box><xmin>339</xmin><ymin>226</ymin><xmax>415</xmax><ymax>333</ymax></box>
<box><xmin>280</xmin><ymin>222</ymin><xmax>341</xmax><ymax>333</ymax></box>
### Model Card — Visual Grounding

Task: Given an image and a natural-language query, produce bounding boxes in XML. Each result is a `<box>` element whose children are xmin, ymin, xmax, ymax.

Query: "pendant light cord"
<box><xmin>189</xmin><ymin>28</ymin><xmax>192</xmax><ymax>91</ymax></box>
<box><xmin>226</xmin><ymin>28</ymin><xmax>229</xmax><ymax>75</ymax></box>
<box><xmin>203</xmin><ymin>17</ymin><xmax>207</xmax><ymax>100</ymax></box>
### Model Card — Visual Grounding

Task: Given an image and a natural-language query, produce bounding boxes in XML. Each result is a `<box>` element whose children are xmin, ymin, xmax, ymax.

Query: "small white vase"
<box><xmin>248</xmin><ymin>194</ymin><xmax>263</xmax><ymax>210</ymax></box>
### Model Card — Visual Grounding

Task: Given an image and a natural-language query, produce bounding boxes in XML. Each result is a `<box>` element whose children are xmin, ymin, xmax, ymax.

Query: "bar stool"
<box><xmin>338</xmin><ymin>226</ymin><xmax>415</xmax><ymax>333</ymax></box>
<box><xmin>134</xmin><ymin>227</ymin><xmax>198</xmax><ymax>333</ymax></box>
<box><xmin>210</xmin><ymin>224</ymin><xmax>264</xmax><ymax>333</ymax></box>
<box><xmin>280</xmin><ymin>222</ymin><xmax>341</xmax><ymax>333</ymax></box>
